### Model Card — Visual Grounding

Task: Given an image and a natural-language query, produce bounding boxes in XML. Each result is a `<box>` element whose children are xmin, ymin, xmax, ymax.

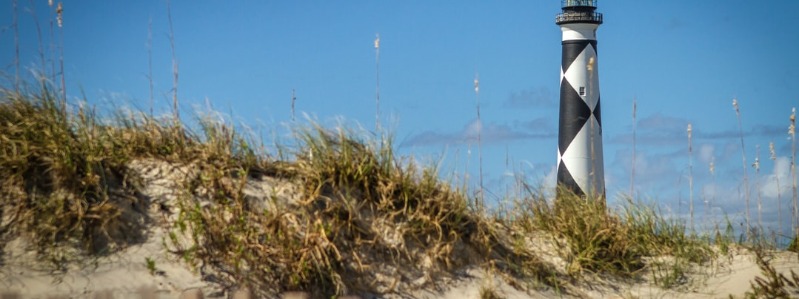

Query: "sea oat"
<box><xmin>688</xmin><ymin>123</ymin><xmax>694</xmax><ymax>231</ymax></box>
<box><xmin>771</xmin><ymin>142</ymin><xmax>777</xmax><ymax>161</ymax></box>
<box><xmin>474</xmin><ymin>73</ymin><xmax>484</xmax><ymax>208</ymax></box>
<box><xmin>771</xmin><ymin>141</ymin><xmax>783</xmax><ymax>237</ymax></box>
<box><xmin>631</xmin><ymin>97</ymin><xmax>637</xmax><ymax>197</ymax></box>
<box><xmin>13</xmin><ymin>0</ymin><xmax>20</xmax><ymax>92</ymax></box>
<box><xmin>56</xmin><ymin>2</ymin><xmax>62</xmax><ymax>28</ymax></box>
<box><xmin>708</xmin><ymin>156</ymin><xmax>716</xmax><ymax>214</ymax></box>
<box><xmin>790</xmin><ymin>108</ymin><xmax>797</xmax><ymax>236</ymax></box>
<box><xmin>291</xmin><ymin>89</ymin><xmax>297</xmax><ymax>122</ymax></box>
<box><xmin>733</xmin><ymin>98</ymin><xmax>751</xmax><ymax>240</ymax></box>
<box><xmin>167</xmin><ymin>0</ymin><xmax>179</xmax><ymax>121</ymax></box>
<box><xmin>754</xmin><ymin>145</ymin><xmax>762</xmax><ymax>232</ymax></box>
<box><xmin>374</xmin><ymin>33</ymin><xmax>381</xmax><ymax>131</ymax></box>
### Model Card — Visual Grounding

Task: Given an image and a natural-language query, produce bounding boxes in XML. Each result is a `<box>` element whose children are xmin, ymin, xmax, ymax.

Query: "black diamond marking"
<box><xmin>558</xmin><ymin>79</ymin><xmax>592</xmax><ymax>156</ymax></box>
<box><xmin>561</xmin><ymin>40</ymin><xmax>591</xmax><ymax>74</ymax></box>
<box><xmin>557</xmin><ymin>160</ymin><xmax>584</xmax><ymax>196</ymax></box>
<box><xmin>593</xmin><ymin>96</ymin><xmax>602</xmax><ymax>128</ymax></box>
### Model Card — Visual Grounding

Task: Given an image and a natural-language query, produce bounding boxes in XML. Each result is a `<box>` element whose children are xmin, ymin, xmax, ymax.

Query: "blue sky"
<box><xmin>2</xmin><ymin>1</ymin><xmax>798</xmax><ymax>237</ymax></box>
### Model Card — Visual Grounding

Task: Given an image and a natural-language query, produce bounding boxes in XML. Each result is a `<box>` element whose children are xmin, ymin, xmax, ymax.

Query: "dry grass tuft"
<box><xmin>745</xmin><ymin>250</ymin><xmax>799</xmax><ymax>298</ymax></box>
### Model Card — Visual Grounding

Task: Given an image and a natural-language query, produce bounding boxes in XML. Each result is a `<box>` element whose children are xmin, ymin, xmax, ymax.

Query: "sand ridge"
<box><xmin>2</xmin><ymin>158</ymin><xmax>798</xmax><ymax>299</ymax></box>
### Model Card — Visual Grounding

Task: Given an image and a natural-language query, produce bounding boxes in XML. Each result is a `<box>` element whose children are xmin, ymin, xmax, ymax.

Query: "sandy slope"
<box><xmin>2</xmin><ymin>159</ymin><xmax>798</xmax><ymax>299</ymax></box>
<box><xmin>4</xmin><ymin>244</ymin><xmax>797</xmax><ymax>298</ymax></box>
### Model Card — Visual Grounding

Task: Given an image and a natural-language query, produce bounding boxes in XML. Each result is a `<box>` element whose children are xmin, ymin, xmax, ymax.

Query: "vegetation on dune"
<box><xmin>0</xmin><ymin>84</ymin><xmax>793</xmax><ymax>298</ymax></box>
<box><xmin>166</xmin><ymin>122</ymin><xmax>567</xmax><ymax>297</ymax></box>
<box><xmin>1</xmin><ymin>85</ymin><xmax>144</xmax><ymax>264</ymax></box>
<box><xmin>0</xmin><ymin>86</ymin><xmax>560</xmax><ymax>297</ymax></box>
<box><xmin>510</xmin><ymin>187</ymin><xmax>713</xmax><ymax>288</ymax></box>
<box><xmin>745</xmin><ymin>250</ymin><xmax>799</xmax><ymax>298</ymax></box>
<box><xmin>0</xmin><ymin>83</ymin><xmax>260</xmax><ymax>264</ymax></box>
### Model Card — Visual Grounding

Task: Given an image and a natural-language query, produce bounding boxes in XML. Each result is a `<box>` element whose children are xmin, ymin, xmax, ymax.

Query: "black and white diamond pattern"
<box><xmin>557</xmin><ymin>39</ymin><xmax>605</xmax><ymax>197</ymax></box>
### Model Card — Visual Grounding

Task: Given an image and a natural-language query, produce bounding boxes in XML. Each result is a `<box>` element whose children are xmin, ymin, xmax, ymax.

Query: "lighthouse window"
<box><xmin>579</xmin><ymin>87</ymin><xmax>586</xmax><ymax>96</ymax></box>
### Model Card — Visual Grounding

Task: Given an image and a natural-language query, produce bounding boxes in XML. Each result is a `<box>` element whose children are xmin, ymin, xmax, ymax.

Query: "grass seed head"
<box><xmin>770</xmin><ymin>142</ymin><xmax>776</xmax><ymax>160</ymax></box>
<box><xmin>56</xmin><ymin>2</ymin><xmax>63</xmax><ymax>27</ymax></box>
<box><xmin>709</xmin><ymin>157</ymin><xmax>715</xmax><ymax>175</ymax></box>
<box><xmin>753</xmin><ymin>156</ymin><xmax>760</xmax><ymax>171</ymax></box>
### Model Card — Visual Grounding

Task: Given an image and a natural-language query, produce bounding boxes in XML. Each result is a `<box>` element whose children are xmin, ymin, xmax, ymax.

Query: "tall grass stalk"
<box><xmin>167</xmin><ymin>0</ymin><xmax>179</xmax><ymax>121</ymax></box>
<box><xmin>588</xmin><ymin>57</ymin><xmax>598</xmax><ymax>197</ymax></box>
<box><xmin>56</xmin><ymin>1</ymin><xmax>65</xmax><ymax>108</ymax></box>
<box><xmin>28</xmin><ymin>0</ymin><xmax>48</xmax><ymax>73</ymax></box>
<box><xmin>13</xmin><ymin>0</ymin><xmax>20</xmax><ymax>92</ymax></box>
<box><xmin>733</xmin><ymin>98</ymin><xmax>751</xmax><ymax>240</ymax></box>
<box><xmin>291</xmin><ymin>88</ymin><xmax>296</xmax><ymax>122</ymax></box>
<box><xmin>44</xmin><ymin>1</ymin><xmax>65</xmax><ymax>111</ymax></box>
<box><xmin>631</xmin><ymin>97</ymin><xmax>637</xmax><ymax>197</ymax></box>
<box><xmin>474</xmin><ymin>73</ymin><xmax>484</xmax><ymax>209</ymax></box>
<box><xmin>770</xmin><ymin>142</ymin><xmax>783</xmax><ymax>239</ymax></box>
<box><xmin>687</xmin><ymin>123</ymin><xmax>694</xmax><ymax>231</ymax></box>
<box><xmin>708</xmin><ymin>157</ymin><xmax>715</xmax><ymax>218</ymax></box>
<box><xmin>503</xmin><ymin>145</ymin><xmax>511</xmax><ymax>205</ymax></box>
<box><xmin>754</xmin><ymin>144</ymin><xmax>762</xmax><ymax>232</ymax></box>
<box><xmin>47</xmin><ymin>0</ymin><xmax>56</xmax><ymax>81</ymax></box>
<box><xmin>147</xmin><ymin>15</ymin><xmax>154</xmax><ymax>117</ymax></box>
<box><xmin>790</xmin><ymin>108</ymin><xmax>797</xmax><ymax>238</ymax></box>
<box><xmin>374</xmin><ymin>33</ymin><xmax>380</xmax><ymax>132</ymax></box>
<box><xmin>43</xmin><ymin>0</ymin><xmax>56</xmax><ymax>82</ymax></box>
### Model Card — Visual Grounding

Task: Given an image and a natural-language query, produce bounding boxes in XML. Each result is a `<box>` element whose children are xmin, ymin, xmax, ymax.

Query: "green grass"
<box><xmin>510</xmin><ymin>186</ymin><xmax>713</xmax><ymax>287</ymax></box>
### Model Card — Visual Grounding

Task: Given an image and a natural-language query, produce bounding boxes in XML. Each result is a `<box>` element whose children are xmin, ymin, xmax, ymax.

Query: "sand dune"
<box><xmin>2</xmin><ymin>158</ymin><xmax>798</xmax><ymax>299</ymax></box>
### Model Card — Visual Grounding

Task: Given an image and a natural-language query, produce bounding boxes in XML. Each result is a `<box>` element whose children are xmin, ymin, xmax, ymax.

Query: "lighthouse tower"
<box><xmin>555</xmin><ymin>0</ymin><xmax>605</xmax><ymax>198</ymax></box>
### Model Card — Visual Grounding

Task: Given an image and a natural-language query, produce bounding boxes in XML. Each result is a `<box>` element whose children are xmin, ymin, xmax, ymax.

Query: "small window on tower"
<box><xmin>579</xmin><ymin>87</ymin><xmax>586</xmax><ymax>96</ymax></box>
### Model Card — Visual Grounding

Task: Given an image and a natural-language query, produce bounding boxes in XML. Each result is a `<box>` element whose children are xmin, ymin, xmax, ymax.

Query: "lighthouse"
<box><xmin>555</xmin><ymin>0</ymin><xmax>605</xmax><ymax>198</ymax></box>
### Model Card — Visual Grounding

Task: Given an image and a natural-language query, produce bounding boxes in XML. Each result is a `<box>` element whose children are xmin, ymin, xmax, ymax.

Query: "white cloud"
<box><xmin>762</xmin><ymin>156</ymin><xmax>792</xmax><ymax>198</ymax></box>
<box><xmin>504</xmin><ymin>86</ymin><xmax>555</xmax><ymax>109</ymax></box>
<box><xmin>699</xmin><ymin>143</ymin><xmax>715</xmax><ymax>164</ymax></box>
<box><xmin>702</xmin><ymin>183</ymin><xmax>718</xmax><ymax>205</ymax></box>
<box><xmin>401</xmin><ymin>118</ymin><xmax>556</xmax><ymax>147</ymax></box>
<box><xmin>543</xmin><ymin>165</ymin><xmax>558</xmax><ymax>193</ymax></box>
<box><xmin>637</xmin><ymin>113</ymin><xmax>689</xmax><ymax>132</ymax></box>
<box><xmin>464</xmin><ymin>118</ymin><xmax>482</xmax><ymax>140</ymax></box>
